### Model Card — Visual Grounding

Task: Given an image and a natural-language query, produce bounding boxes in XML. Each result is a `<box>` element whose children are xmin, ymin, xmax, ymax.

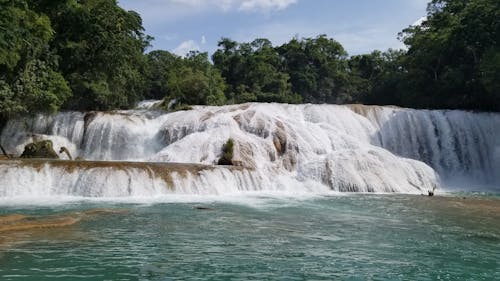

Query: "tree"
<box><xmin>277</xmin><ymin>35</ymin><xmax>349</xmax><ymax>103</ymax></box>
<box><xmin>35</xmin><ymin>0</ymin><xmax>152</xmax><ymax>110</ymax></box>
<box><xmin>399</xmin><ymin>0</ymin><xmax>500</xmax><ymax>111</ymax></box>
<box><xmin>348</xmin><ymin>49</ymin><xmax>407</xmax><ymax>106</ymax></box>
<box><xmin>146</xmin><ymin>50</ymin><xmax>226</xmax><ymax>106</ymax></box>
<box><xmin>212</xmin><ymin>38</ymin><xmax>245</xmax><ymax>98</ymax></box>
<box><xmin>213</xmin><ymin>38</ymin><xmax>300</xmax><ymax>104</ymax></box>
<box><xmin>187</xmin><ymin>52</ymin><xmax>227</xmax><ymax>106</ymax></box>
<box><xmin>145</xmin><ymin>50</ymin><xmax>178</xmax><ymax>99</ymax></box>
<box><xmin>0</xmin><ymin>0</ymin><xmax>71</xmax><ymax>123</ymax></box>
<box><xmin>479</xmin><ymin>47</ymin><xmax>500</xmax><ymax>105</ymax></box>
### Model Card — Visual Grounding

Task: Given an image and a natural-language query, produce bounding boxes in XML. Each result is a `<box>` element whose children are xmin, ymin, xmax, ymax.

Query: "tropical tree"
<box><xmin>146</xmin><ymin>50</ymin><xmax>226</xmax><ymax>106</ymax></box>
<box><xmin>213</xmin><ymin>38</ymin><xmax>300</xmax><ymax>103</ymax></box>
<box><xmin>34</xmin><ymin>0</ymin><xmax>152</xmax><ymax>110</ymax></box>
<box><xmin>399</xmin><ymin>0</ymin><xmax>500</xmax><ymax>110</ymax></box>
<box><xmin>278</xmin><ymin>35</ymin><xmax>350</xmax><ymax>103</ymax></box>
<box><xmin>0</xmin><ymin>0</ymin><xmax>71</xmax><ymax>124</ymax></box>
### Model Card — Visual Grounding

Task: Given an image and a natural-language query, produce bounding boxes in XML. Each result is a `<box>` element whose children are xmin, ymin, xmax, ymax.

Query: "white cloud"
<box><xmin>173</xmin><ymin>40</ymin><xmax>200</xmax><ymax>56</ymax></box>
<box><xmin>172</xmin><ymin>36</ymin><xmax>208</xmax><ymax>56</ymax></box>
<box><xmin>120</xmin><ymin>0</ymin><xmax>421</xmax><ymax>55</ymax></box>
<box><xmin>171</xmin><ymin>0</ymin><xmax>233</xmax><ymax>11</ymax></box>
<box><xmin>120</xmin><ymin>0</ymin><xmax>298</xmax><ymax>29</ymax></box>
<box><xmin>233</xmin><ymin>20</ymin><xmax>405</xmax><ymax>55</ymax></box>
<box><xmin>412</xmin><ymin>16</ymin><xmax>427</xmax><ymax>26</ymax></box>
<box><xmin>239</xmin><ymin>0</ymin><xmax>297</xmax><ymax>11</ymax></box>
<box><xmin>128</xmin><ymin>0</ymin><xmax>296</xmax><ymax>15</ymax></box>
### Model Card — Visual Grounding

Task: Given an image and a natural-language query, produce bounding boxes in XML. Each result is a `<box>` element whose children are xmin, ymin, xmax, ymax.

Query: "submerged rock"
<box><xmin>0</xmin><ymin>209</ymin><xmax>129</xmax><ymax>233</ymax></box>
<box><xmin>195</xmin><ymin>206</ymin><xmax>215</xmax><ymax>211</ymax></box>
<box><xmin>20</xmin><ymin>140</ymin><xmax>59</xmax><ymax>159</ymax></box>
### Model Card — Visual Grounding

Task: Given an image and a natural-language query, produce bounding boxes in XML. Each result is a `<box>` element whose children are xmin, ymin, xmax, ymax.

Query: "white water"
<box><xmin>369</xmin><ymin>108</ymin><xmax>500</xmax><ymax>186</ymax></box>
<box><xmin>0</xmin><ymin>162</ymin><xmax>269</xmax><ymax>198</ymax></box>
<box><xmin>1</xmin><ymin>103</ymin><xmax>498</xmax><ymax>198</ymax></box>
<box><xmin>136</xmin><ymin>99</ymin><xmax>163</xmax><ymax>109</ymax></box>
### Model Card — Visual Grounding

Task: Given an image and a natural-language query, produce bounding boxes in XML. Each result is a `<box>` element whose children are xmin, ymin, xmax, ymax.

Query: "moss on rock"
<box><xmin>20</xmin><ymin>140</ymin><xmax>59</xmax><ymax>159</ymax></box>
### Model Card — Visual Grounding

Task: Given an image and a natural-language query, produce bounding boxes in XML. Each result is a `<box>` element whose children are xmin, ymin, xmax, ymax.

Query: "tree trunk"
<box><xmin>60</xmin><ymin>147</ymin><xmax>73</xmax><ymax>160</ymax></box>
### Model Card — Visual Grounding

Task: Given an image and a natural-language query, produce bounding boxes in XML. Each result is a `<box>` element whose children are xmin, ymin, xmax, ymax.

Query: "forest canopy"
<box><xmin>0</xmin><ymin>0</ymin><xmax>498</xmax><ymax>123</ymax></box>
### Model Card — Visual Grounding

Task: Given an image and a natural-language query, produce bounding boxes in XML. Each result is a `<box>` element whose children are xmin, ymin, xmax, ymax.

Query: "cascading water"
<box><xmin>1</xmin><ymin>103</ymin><xmax>498</xmax><ymax>198</ymax></box>
<box><xmin>357</xmin><ymin>106</ymin><xmax>500</xmax><ymax>188</ymax></box>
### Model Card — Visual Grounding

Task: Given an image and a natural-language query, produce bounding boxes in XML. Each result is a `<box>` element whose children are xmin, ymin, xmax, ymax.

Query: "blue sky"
<box><xmin>119</xmin><ymin>0</ymin><xmax>429</xmax><ymax>56</ymax></box>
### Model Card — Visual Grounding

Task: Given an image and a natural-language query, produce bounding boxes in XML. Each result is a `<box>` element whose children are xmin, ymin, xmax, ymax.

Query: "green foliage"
<box><xmin>479</xmin><ymin>48</ymin><xmax>500</xmax><ymax>103</ymax></box>
<box><xmin>0</xmin><ymin>81</ymin><xmax>22</xmax><ymax>117</ymax></box>
<box><xmin>20</xmin><ymin>140</ymin><xmax>59</xmax><ymax>159</ymax></box>
<box><xmin>0</xmin><ymin>0</ymin><xmax>53</xmax><ymax>70</ymax></box>
<box><xmin>0</xmin><ymin>0</ymin><xmax>71</xmax><ymax>120</ymax></box>
<box><xmin>348</xmin><ymin>49</ymin><xmax>407</xmax><ymax>106</ymax></box>
<box><xmin>0</xmin><ymin>0</ymin><xmax>498</xmax><ymax>117</ymax></box>
<box><xmin>40</xmin><ymin>0</ymin><xmax>152</xmax><ymax>110</ymax></box>
<box><xmin>171</xmin><ymin>104</ymin><xmax>194</xmax><ymax>111</ymax></box>
<box><xmin>217</xmin><ymin>138</ymin><xmax>234</xmax><ymax>165</ymax></box>
<box><xmin>212</xmin><ymin>35</ymin><xmax>357</xmax><ymax>105</ymax></box>
<box><xmin>14</xmin><ymin>59</ymin><xmax>71</xmax><ymax>113</ymax></box>
<box><xmin>145</xmin><ymin>50</ymin><xmax>178</xmax><ymax>99</ymax></box>
<box><xmin>397</xmin><ymin>0</ymin><xmax>500</xmax><ymax>110</ymax></box>
<box><xmin>147</xmin><ymin>51</ymin><xmax>226</xmax><ymax>106</ymax></box>
<box><xmin>277</xmin><ymin>35</ymin><xmax>349</xmax><ymax>103</ymax></box>
<box><xmin>215</xmin><ymin>1</ymin><xmax>500</xmax><ymax>111</ymax></box>
<box><xmin>213</xmin><ymin>38</ymin><xmax>300</xmax><ymax>104</ymax></box>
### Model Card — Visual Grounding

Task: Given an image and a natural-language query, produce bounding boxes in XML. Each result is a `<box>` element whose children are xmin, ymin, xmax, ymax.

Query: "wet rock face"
<box><xmin>20</xmin><ymin>140</ymin><xmax>59</xmax><ymax>159</ymax></box>
<box><xmin>273</xmin><ymin>121</ymin><xmax>287</xmax><ymax>156</ymax></box>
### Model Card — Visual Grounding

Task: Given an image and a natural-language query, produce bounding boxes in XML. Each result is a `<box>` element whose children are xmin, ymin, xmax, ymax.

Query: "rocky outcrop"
<box><xmin>272</xmin><ymin>121</ymin><xmax>287</xmax><ymax>156</ymax></box>
<box><xmin>20</xmin><ymin>140</ymin><xmax>59</xmax><ymax>159</ymax></box>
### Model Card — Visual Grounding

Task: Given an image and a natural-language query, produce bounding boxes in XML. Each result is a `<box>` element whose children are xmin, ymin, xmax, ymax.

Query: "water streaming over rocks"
<box><xmin>1</xmin><ymin>103</ymin><xmax>498</xmax><ymax>197</ymax></box>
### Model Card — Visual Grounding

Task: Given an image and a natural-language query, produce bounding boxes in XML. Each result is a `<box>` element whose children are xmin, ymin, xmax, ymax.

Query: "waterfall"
<box><xmin>0</xmin><ymin>160</ymin><xmax>265</xmax><ymax>198</ymax></box>
<box><xmin>354</xmin><ymin>106</ymin><xmax>500</xmax><ymax>187</ymax></box>
<box><xmin>1</xmin><ymin>103</ymin><xmax>498</xmax><ymax>198</ymax></box>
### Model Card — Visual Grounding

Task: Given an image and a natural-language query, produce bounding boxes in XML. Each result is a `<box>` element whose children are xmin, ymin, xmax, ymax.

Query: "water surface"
<box><xmin>0</xmin><ymin>194</ymin><xmax>499</xmax><ymax>280</ymax></box>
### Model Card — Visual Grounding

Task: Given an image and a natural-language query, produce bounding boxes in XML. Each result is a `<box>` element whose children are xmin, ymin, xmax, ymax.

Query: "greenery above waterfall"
<box><xmin>397</xmin><ymin>0</ymin><xmax>499</xmax><ymax>111</ymax></box>
<box><xmin>146</xmin><ymin>50</ymin><xmax>227</xmax><ymax>106</ymax></box>
<box><xmin>0</xmin><ymin>0</ymin><xmax>498</xmax><ymax>123</ymax></box>
<box><xmin>0</xmin><ymin>0</ymin><xmax>72</xmax><ymax>119</ymax></box>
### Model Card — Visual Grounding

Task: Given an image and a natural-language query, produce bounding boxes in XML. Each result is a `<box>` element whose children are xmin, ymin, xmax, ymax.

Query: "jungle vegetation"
<box><xmin>0</xmin><ymin>0</ymin><xmax>498</xmax><ymax>126</ymax></box>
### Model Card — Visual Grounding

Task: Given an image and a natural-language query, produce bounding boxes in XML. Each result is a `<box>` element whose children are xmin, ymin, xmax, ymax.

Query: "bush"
<box><xmin>173</xmin><ymin>104</ymin><xmax>193</xmax><ymax>111</ymax></box>
<box><xmin>20</xmin><ymin>140</ymin><xmax>59</xmax><ymax>159</ymax></box>
<box><xmin>217</xmin><ymin>138</ymin><xmax>234</xmax><ymax>165</ymax></box>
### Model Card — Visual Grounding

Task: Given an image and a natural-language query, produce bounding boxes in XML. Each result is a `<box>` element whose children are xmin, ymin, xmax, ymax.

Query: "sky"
<box><xmin>119</xmin><ymin>0</ymin><xmax>429</xmax><ymax>57</ymax></box>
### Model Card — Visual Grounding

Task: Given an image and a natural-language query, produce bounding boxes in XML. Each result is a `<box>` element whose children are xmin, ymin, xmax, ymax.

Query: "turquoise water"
<box><xmin>0</xmin><ymin>194</ymin><xmax>499</xmax><ymax>280</ymax></box>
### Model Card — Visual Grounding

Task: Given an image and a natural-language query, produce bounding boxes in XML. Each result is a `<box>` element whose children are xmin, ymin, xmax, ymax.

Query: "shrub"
<box><xmin>217</xmin><ymin>138</ymin><xmax>234</xmax><ymax>165</ymax></box>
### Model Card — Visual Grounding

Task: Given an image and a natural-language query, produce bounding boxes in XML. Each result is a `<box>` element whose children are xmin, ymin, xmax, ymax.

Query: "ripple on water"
<box><xmin>0</xmin><ymin>195</ymin><xmax>498</xmax><ymax>280</ymax></box>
